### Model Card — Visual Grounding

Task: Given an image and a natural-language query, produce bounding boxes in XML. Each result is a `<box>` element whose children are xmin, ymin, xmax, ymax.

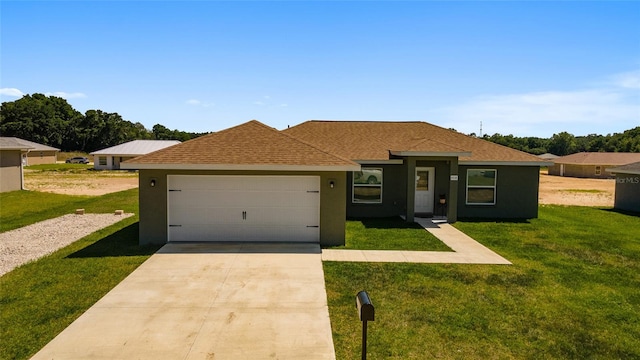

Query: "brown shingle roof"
<box><xmin>284</xmin><ymin>121</ymin><xmax>545</xmax><ymax>164</ymax></box>
<box><xmin>554</xmin><ymin>152</ymin><xmax>640</xmax><ymax>166</ymax></box>
<box><xmin>123</xmin><ymin>120</ymin><xmax>359</xmax><ymax>170</ymax></box>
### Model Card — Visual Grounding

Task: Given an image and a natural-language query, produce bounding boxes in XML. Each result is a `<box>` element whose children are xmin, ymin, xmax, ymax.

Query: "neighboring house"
<box><xmin>0</xmin><ymin>137</ymin><xmax>33</xmax><ymax>192</ymax></box>
<box><xmin>606</xmin><ymin>161</ymin><xmax>640</xmax><ymax>213</ymax></box>
<box><xmin>538</xmin><ymin>153</ymin><xmax>559</xmax><ymax>161</ymax></box>
<box><xmin>90</xmin><ymin>140</ymin><xmax>181</xmax><ymax>170</ymax></box>
<box><xmin>123</xmin><ymin>120</ymin><xmax>549</xmax><ymax>247</ymax></box>
<box><xmin>548</xmin><ymin>152</ymin><xmax>640</xmax><ymax>179</ymax></box>
<box><xmin>0</xmin><ymin>137</ymin><xmax>59</xmax><ymax>166</ymax></box>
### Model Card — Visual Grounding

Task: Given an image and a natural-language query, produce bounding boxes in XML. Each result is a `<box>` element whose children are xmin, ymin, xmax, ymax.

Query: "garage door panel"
<box><xmin>167</xmin><ymin>175</ymin><xmax>320</xmax><ymax>243</ymax></box>
<box><xmin>169</xmin><ymin>224</ymin><xmax>318</xmax><ymax>242</ymax></box>
<box><xmin>168</xmin><ymin>206</ymin><xmax>246</xmax><ymax>225</ymax></box>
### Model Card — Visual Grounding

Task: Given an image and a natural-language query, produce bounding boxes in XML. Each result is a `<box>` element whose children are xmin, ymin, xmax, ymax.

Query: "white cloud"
<box><xmin>186</xmin><ymin>99</ymin><xmax>201</xmax><ymax>105</ymax></box>
<box><xmin>44</xmin><ymin>92</ymin><xmax>87</xmax><ymax>99</ymax></box>
<box><xmin>610</xmin><ymin>70</ymin><xmax>640</xmax><ymax>89</ymax></box>
<box><xmin>433</xmin><ymin>72</ymin><xmax>640</xmax><ymax>137</ymax></box>
<box><xmin>0</xmin><ymin>88</ymin><xmax>25</xmax><ymax>97</ymax></box>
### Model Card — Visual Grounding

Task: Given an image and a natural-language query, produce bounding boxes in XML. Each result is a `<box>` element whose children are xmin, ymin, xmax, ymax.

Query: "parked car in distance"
<box><xmin>65</xmin><ymin>156</ymin><xmax>90</xmax><ymax>164</ymax></box>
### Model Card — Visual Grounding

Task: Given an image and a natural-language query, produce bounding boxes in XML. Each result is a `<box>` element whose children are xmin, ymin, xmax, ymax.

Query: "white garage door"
<box><xmin>167</xmin><ymin>175</ymin><xmax>320</xmax><ymax>242</ymax></box>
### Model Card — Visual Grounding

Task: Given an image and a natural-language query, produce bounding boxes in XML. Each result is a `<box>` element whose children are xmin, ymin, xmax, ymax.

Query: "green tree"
<box><xmin>548</xmin><ymin>132</ymin><xmax>577</xmax><ymax>156</ymax></box>
<box><xmin>0</xmin><ymin>93</ymin><xmax>82</xmax><ymax>149</ymax></box>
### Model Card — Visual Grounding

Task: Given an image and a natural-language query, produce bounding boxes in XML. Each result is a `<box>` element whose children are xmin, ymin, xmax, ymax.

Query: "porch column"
<box><xmin>447</xmin><ymin>158</ymin><xmax>459</xmax><ymax>223</ymax></box>
<box><xmin>406</xmin><ymin>157</ymin><xmax>416</xmax><ymax>222</ymax></box>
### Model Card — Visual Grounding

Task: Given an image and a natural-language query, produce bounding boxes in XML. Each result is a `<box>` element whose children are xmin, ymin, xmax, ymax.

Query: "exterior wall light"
<box><xmin>329</xmin><ymin>180</ymin><xmax>335</xmax><ymax>189</ymax></box>
<box><xmin>150</xmin><ymin>179</ymin><xmax>156</xmax><ymax>187</ymax></box>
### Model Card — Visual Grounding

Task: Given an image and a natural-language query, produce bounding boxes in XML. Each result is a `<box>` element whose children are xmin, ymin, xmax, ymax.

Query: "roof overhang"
<box><xmin>459</xmin><ymin>161</ymin><xmax>553</xmax><ymax>166</ymax></box>
<box><xmin>121</xmin><ymin>163</ymin><xmax>361</xmax><ymax>172</ymax></box>
<box><xmin>389</xmin><ymin>151</ymin><xmax>472</xmax><ymax>157</ymax></box>
<box><xmin>606</xmin><ymin>168</ymin><xmax>640</xmax><ymax>175</ymax></box>
<box><xmin>0</xmin><ymin>146</ymin><xmax>33</xmax><ymax>151</ymax></box>
<box><xmin>356</xmin><ymin>159</ymin><xmax>404</xmax><ymax>165</ymax></box>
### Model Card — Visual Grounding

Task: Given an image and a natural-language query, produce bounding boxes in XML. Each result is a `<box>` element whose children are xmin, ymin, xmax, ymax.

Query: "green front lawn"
<box><xmin>328</xmin><ymin>217</ymin><xmax>451</xmax><ymax>251</ymax></box>
<box><xmin>324</xmin><ymin>206</ymin><xmax>640</xmax><ymax>359</ymax></box>
<box><xmin>0</xmin><ymin>189</ymin><xmax>159</xmax><ymax>360</ymax></box>
<box><xmin>0</xmin><ymin>189</ymin><xmax>139</xmax><ymax>233</ymax></box>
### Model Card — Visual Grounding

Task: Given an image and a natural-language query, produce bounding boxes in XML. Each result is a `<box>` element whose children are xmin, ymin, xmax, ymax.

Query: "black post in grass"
<box><xmin>356</xmin><ymin>291</ymin><xmax>375</xmax><ymax>360</ymax></box>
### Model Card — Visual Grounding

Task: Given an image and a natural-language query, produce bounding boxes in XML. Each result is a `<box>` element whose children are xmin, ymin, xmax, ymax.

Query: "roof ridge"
<box><xmin>305</xmin><ymin>119</ymin><xmax>424</xmax><ymax>124</ymax></box>
<box><xmin>278</xmin><ymin>124</ymin><xmax>360</xmax><ymax>165</ymax></box>
<box><xmin>402</xmin><ymin>136</ymin><xmax>470</xmax><ymax>153</ymax></box>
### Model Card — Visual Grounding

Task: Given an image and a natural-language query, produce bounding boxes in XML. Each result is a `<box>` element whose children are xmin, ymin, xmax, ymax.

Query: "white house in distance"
<box><xmin>90</xmin><ymin>140</ymin><xmax>181</xmax><ymax>170</ymax></box>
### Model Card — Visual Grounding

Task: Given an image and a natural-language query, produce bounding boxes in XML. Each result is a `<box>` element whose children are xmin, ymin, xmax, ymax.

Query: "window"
<box><xmin>352</xmin><ymin>168</ymin><xmax>383</xmax><ymax>203</ymax></box>
<box><xmin>466</xmin><ymin>169</ymin><xmax>496</xmax><ymax>205</ymax></box>
<box><xmin>99</xmin><ymin>156</ymin><xmax>107</xmax><ymax>166</ymax></box>
<box><xmin>595</xmin><ymin>166</ymin><xmax>601</xmax><ymax>176</ymax></box>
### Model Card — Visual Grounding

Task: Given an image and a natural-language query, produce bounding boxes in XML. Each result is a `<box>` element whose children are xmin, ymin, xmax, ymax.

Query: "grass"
<box><xmin>26</xmin><ymin>163</ymin><xmax>92</xmax><ymax>172</ymax></box>
<box><xmin>326</xmin><ymin>217</ymin><xmax>451</xmax><ymax>251</ymax></box>
<box><xmin>0</xmin><ymin>189</ymin><xmax>139</xmax><ymax>233</ymax></box>
<box><xmin>0</xmin><ymin>189</ymin><xmax>160</xmax><ymax>360</ymax></box>
<box><xmin>562</xmin><ymin>189</ymin><xmax>607</xmax><ymax>194</ymax></box>
<box><xmin>324</xmin><ymin>206</ymin><xmax>640</xmax><ymax>359</ymax></box>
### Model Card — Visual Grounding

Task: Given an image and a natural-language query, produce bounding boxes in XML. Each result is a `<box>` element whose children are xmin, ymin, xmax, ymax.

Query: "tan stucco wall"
<box><xmin>25</xmin><ymin>151</ymin><xmax>57</xmax><ymax>165</ymax></box>
<box><xmin>549</xmin><ymin>163</ymin><xmax>615</xmax><ymax>179</ymax></box>
<box><xmin>138</xmin><ymin>170</ymin><xmax>347</xmax><ymax>246</ymax></box>
<box><xmin>0</xmin><ymin>150</ymin><xmax>23</xmax><ymax>192</ymax></box>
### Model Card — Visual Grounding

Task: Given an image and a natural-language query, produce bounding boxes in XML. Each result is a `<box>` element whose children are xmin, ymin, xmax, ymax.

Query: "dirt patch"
<box><xmin>539</xmin><ymin>172</ymin><xmax>615</xmax><ymax>207</ymax></box>
<box><xmin>24</xmin><ymin>170</ymin><xmax>138</xmax><ymax>196</ymax></box>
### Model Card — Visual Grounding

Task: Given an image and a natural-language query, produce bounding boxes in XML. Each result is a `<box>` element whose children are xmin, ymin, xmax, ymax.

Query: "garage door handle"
<box><xmin>307</xmin><ymin>190</ymin><xmax>319</xmax><ymax>193</ymax></box>
<box><xmin>169</xmin><ymin>225</ymin><xmax>182</xmax><ymax>227</ymax></box>
<box><xmin>169</xmin><ymin>189</ymin><xmax>181</xmax><ymax>192</ymax></box>
<box><xmin>242</xmin><ymin>211</ymin><xmax>247</xmax><ymax>220</ymax></box>
<box><xmin>306</xmin><ymin>225</ymin><xmax>319</xmax><ymax>228</ymax></box>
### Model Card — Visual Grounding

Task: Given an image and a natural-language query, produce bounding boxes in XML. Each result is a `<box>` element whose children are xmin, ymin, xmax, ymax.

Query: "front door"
<box><xmin>415</xmin><ymin>167</ymin><xmax>435</xmax><ymax>214</ymax></box>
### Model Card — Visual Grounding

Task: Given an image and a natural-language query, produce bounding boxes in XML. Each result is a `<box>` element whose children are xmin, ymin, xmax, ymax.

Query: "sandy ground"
<box><xmin>538</xmin><ymin>172</ymin><xmax>615</xmax><ymax>207</ymax></box>
<box><xmin>24</xmin><ymin>169</ymin><xmax>614</xmax><ymax>206</ymax></box>
<box><xmin>24</xmin><ymin>170</ymin><xmax>138</xmax><ymax>196</ymax></box>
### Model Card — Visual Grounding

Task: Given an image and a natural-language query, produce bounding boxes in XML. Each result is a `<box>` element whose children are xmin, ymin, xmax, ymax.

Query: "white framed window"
<box><xmin>98</xmin><ymin>156</ymin><xmax>107</xmax><ymax>166</ymax></box>
<box><xmin>595</xmin><ymin>166</ymin><xmax>601</xmax><ymax>176</ymax></box>
<box><xmin>466</xmin><ymin>169</ymin><xmax>496</xmax><ymax>205</ymax></box>
<box><xmin>352</xmin><ymin>167</ymin><xmax>383</xmax><ymax>203</ymax></box>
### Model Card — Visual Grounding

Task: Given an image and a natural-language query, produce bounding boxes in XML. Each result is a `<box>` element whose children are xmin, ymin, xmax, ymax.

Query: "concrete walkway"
<box><xmin>31</xmin><ymin>243</ymin><xmax>335</xmax><ymax>360</ymax></box>
<box><xmin>31</xmin><ymin>219</ymin><xmax>507</xmax><ymax>359</ymax></box>
<box><xmin>322</xmin><ymin>219</ymin><xmax>511</xmax><ymax>264</ymax></box>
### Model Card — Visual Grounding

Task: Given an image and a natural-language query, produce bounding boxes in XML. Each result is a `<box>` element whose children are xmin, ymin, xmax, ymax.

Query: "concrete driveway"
<box><xmin>31</xmin><ymin>243</ymin><xmax>336</xmax><ymax>360</ymax></box>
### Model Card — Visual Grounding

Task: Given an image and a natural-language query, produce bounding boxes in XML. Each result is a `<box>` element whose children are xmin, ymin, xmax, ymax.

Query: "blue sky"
<box><xmin>2</xmin><ymin>1</ymin><xmax>639</xmax><ymax>137</ymax></box>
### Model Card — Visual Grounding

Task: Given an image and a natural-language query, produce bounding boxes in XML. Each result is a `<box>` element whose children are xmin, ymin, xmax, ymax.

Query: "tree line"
<box><xmin>475</xmin><ymin>128</ymin><xmax>640</xmax><ymax>156</ymax></box>
<box><xmin>2</xmin><ymin>93</ymin><xmax>638</xmax><ymax>155</ymax></box>
<box><xmin>0</xmin><ymin>93</ymin><xmax>208</xmax><ymax>152</ymax></box>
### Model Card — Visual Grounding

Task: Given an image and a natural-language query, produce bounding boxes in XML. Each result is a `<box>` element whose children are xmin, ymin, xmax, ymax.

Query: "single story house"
<box><xmin>548</xmin><ymin>152</ymin><xmax>640</xmax><ymax>179</ymax></box>
<box><xmin>90</xmin><ymin>140</ymin><xmax>180</xmax><ymax>170</ymax></box>
<box><xmin>0</xmin><ymin>137</ymin><xmax>33</xmax><ymax>192</ymax></box>
<box><xmin>122</xmin><ymin>120</ymin><xmax>549</xmax><ymax>247</ymax></box>
<box><xmin>606</xmin><ymin>161</ymin><xmax>640</xmax><ymax>213</ymax></box>
<box><xmin>0</xmin><ymin>137</ymin><xmax>59</xmax><ymax>166</ymax></box>
<box><xmin>538</xmin><ymin>153</ymin><xmax>559</xmax><ymax>161</ymax></box>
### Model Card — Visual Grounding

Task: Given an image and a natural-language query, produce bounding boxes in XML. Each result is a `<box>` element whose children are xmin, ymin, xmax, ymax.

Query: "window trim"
<box><xmin>466</xmin><ymin>169</ymin><xmax>497</xmax><ymax>205</ymax></box>
<box><xmin>595</xmin><ymin>166</ymin><xmax>601</xmax><ymax>176</ymax></box>
<box><xmin>352</xmin><ymin>167</ymin><xmax>383</xmax><ymax>204</ymax></box>
<box><xmin>98</xmin><ymin>156</ymin><xmax>107</xmax><ymax>166</ymax></box>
